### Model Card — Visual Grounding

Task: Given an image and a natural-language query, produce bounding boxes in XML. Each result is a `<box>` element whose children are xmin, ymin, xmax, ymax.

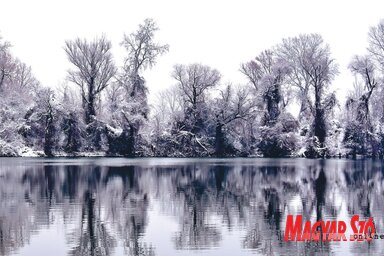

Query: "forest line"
<box><xmin>0</xmin><ymin>18</ymin><xmax>383</xmax><ymax>158</ymax></box>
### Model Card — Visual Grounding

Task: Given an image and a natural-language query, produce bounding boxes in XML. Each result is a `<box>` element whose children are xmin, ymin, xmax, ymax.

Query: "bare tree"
<box><xmin>277</xmin><ymin>34</ymin><xmax>338</xmax><ymax>123</ymax></box>
<box><xmin>344</xmin><ymin>55</ymin><xmax>380</xmax><ymax>157</ymax></box>
<box><xmin>214</xmin><ymin>85</ymin><xmax>255</xmax><ymax>156</ymax></box>
<box><xmin>349</xmin><ymin>55</ymin><xmax>377</xmax><ymax>122</ymax></box>
<box><xmin>368</xmin><ymin>20</ymin><xmax>384</xmax><ymax>70</ymax></box>
<box><xmin>240</xmin><ymin>60</ymin><xmax>264</xmax><ymax>91</ymax></box>
<box><xmin>39</xmin><ymin>88</ymin><xmax>56</xmax><ymax>157</ymax></box>
<box><xmin>152</xmin><ymin>85</ymin><xmax>183</xmax><ymax>134</ymax></box>
<box><xmin>172</xmin><ymin>63</ymin><xmax>221</xmax><ymax>132</ymax></box>
<box><xmin>108</xmin><ymin>18</ymin><xmax>168</xmax><ymax>156</ymax></box>
<box><xmin>13</xmin><ymin>61</ymin><xmax>39</xmax><ymax>89</ymax></box>
<box><xmin>276</xmin><ymin>34</ymin><xmax>338</xmax><ymax>151</ymax></box>
<box><xmin>157</xmin><ymin>85</ymin><xmax>184</xmax><ymax>116</ymax></box>
<box><xmin>342</xmin><ymin>20</ymin><xmax>384</xmax><ymax>158</ymax></box>
<box><xmin>367</xmin><ymin>20</ymin><xmax>384</xmax><ymax>122</ymax></box>
<box><xmin>241</xmin><ymin>50</ymin><xmax>291</xmax><ymax>125</ymax></box>
<box><xmin>65</xmin><ymin>36</ymin><xmax>116</xmax><ymax>124</ymax></box>
<box><xmin>120</xmin><ymin>18</ymin><xmax>169</xmax><ymax>97</ymax></box>
<box><xmin>0</xmin><ymin>37</ymin><xmax>15</xmax><ymax>89</ymax></box>
<box><xmin>173</xmin><ymin>63</ymin><xmax>220</xmax><ymax>108</ymax></box>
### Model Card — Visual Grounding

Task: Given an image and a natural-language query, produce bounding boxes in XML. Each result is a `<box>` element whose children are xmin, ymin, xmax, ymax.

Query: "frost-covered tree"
<box><xmin>65</xmin><ymin>36</ymin><xmax>116</xmax><ymax>151</ymax></box>
<box><xmin>0</xmin><ymin>35</ymin><xmax>42</xmax><ymax>156</ymax></box>
<box><xmin>0</xmin><ymin>37</ymin><xmax>14</xmax><ymax>89</ymax></box>
<box><xmin>0</xmin><ymin>86</ymin><xmax>35</xmax><ymax>155</ymax></box>
<box><xmin>368</xmin><ymin>20</ymin><xmax>384</xmax><ymax>70</ymax></box>
<box><xmin>213</xmin><ymin>85</ymin><xmax>255</xmax><ymax>156</ymax></box>
<box><xmin>150</xmin><ymin>64</ymin><xmax>221</xmax><ymax>157</ymax></box>
<box><xmin>241</xmin><ymin>49</ymin><xmax>298</xmax><ymax>157</ymax></box>
<box><xmin>276</xmin><ymin>36</ymin><xmax>313</xmax><ymax>122</ymax></box>
<box><xmin>106</xmin><ymin>18</ymin><xmax>169</xmax><ymax>156</ymax></box>
<box><xmin>343</xmin><ymin>20</ymin><xmax>384</xmax><ymax>158</ymax></box>
<box><xmin>350</xmin><ymin>57</ymin><xmax>376</xmax><ymax>117</ymax></box>
<box><xmin>65</xmin><ymin>36</ymin><xmax>116</xmax><ymax>125</ymax></box>
<box><xmin>368</xmin><ymin>20</ymin><xmax>384</xmax><ymax>122</ymax></box>
<box><xmin>60</xmin><ymin>86</ymin><xmax>83</xmax><ymax>154</ymax></box>
<box><xmin>172</xmin><ymin>63</ymin><xmax>221</xmax><ymax>133</ymax></box>
<box><xmin>36</xmin><ymin>88</ymin><xmax>56</xmax><ymax>156</ymax></box>
<box><xmin>277</xmin><ymin>34</ymin><xmax>338</xmax><ymax>157</ymax></box>
<box><xmin>161</xmin><ymin>63</ymin><xmax>221</xmax><ymax>156</ymax></box>
<box><xmin>241</xmin><ymin>50</ymin><xmax>291</xmax><ymax>125</ymax></box>
<box><xmin>20</xmin><ymin>87</ymin><xmax>63</xmax><ymax>156</ymax></box>
<box><xmin>149</xmin><ymin>85</ymin><xmax>184</xmax><ymax>155</ymax></box>
<box><xmin>0</xmin><ymin>38</ymin><xmax>38</xmax><ymax>91</ymax></box>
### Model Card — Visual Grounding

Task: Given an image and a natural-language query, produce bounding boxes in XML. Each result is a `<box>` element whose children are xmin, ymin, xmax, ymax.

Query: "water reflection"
<box><xmin>0</xmin><ymin>158</ymin><xmax>383</xmax><ymax>255</ymax></box>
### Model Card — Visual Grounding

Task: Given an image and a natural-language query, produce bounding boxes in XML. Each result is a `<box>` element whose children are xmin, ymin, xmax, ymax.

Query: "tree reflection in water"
<box><xmin>0</xmin><ymin>158</ymin><xmax>383</xmax><ymax>255</ymax></box>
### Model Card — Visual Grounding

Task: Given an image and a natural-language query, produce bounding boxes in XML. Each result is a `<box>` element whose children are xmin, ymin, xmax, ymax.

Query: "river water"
<box><xmin>0</xmin><ymin>157</ymin><xmax>383</xmax><ymax>255</ymax></box>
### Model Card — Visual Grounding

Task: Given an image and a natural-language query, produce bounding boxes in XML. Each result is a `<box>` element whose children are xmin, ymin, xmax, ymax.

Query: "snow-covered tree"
<box><xmin>172</xmin><ymin>63</ymin><xmax>221</xmax><ymax>133</ymax></box>
<box><xmin>343</xmin><ymin>20</ymin><xmax>384</xmax><ymax>158</ymax></box>
<box><xmin>241</xmin><ymin>49</ymin><xmax>298</xmax><ymax>157</ymax></box>
<box><xmin>149</xmin><ymin>85</ymin><xmax>184</xmax><ymax>156</ymax></box>
<box><xmin>64</xmin><ymin>36</ymin><xmax>116</xmax><ymax>123</ymax></box>
<box><xmin>0</xmin><ymin>36</ymin><xmax>15</xmax><ymax>89</ymax></box>
<box><xmin>241</xmin><ymin>49</ymin><xmax>291</xmax><ymax>125</ymax></box>
<box><xmin>344</xmin><ymin>56</ymin><xmax>378</xmax><ymax>155</ymax></box>
<box><xmin>368</xmin><ymin>20</ymin><xmax>384</xmax><ymax>70</ymax></box>
<box><xmin>106</xmin><ymin>18</ymin><xmax>169</xmax><ymax>156</ymax></box>
<box><xmin>0</xmin><ymin>35</ymin><xmax>42</xmax><ymax>156</ymax></box>
<box><xmin>277</xmin><ymin>34</ymin><xmax>338</xmax><ymax>157</ymax></box>
<box><xmin>162</xmin><ymin>63</ymin><xmax>221</xmax><ymax>156</ymax></box>
<box><xmin>65</xmin><ymin>36</ymin><xmax>116</xmax><ymax>150</ymax></box>
<box><xmin>213</xmin><ymin>85</ymin><xmax>256</xmax><ymax>156</ymax></box>
<box><xmin>33</xmin><ymin>88</ymin><xmax>57</xmax><ymax>156</ymax></box>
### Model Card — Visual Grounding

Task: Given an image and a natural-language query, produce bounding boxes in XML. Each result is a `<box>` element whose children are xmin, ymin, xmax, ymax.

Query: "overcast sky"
<box><xmin>1</xmin><ymin>0</ymin><xmax>384</xmax><ymax>103</ymax></box>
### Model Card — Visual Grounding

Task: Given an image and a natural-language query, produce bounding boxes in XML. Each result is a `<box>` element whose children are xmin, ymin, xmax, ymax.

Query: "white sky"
<box><xmin>1</xmin><ymin>0</ymin><xmax>384</xmax><ymax>104</ymax></box>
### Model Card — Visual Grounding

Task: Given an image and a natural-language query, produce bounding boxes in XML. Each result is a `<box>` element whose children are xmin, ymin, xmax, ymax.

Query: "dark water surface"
<box><xmin>0</xmin><ymin>158</ymin><xmax>383</xmax><ymax>256</ymax></box>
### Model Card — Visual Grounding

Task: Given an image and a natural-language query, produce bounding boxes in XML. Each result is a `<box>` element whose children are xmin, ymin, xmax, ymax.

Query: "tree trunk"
<box><xmin>127</xmin><ymin>124</ymin><xmax>137</xmax><ymax>157</ymax></box>
<box><xmin>64</xmin><ymin>113</ymin><xmax>80</xmax><ymax>153</ymax></box>
<box><xmin>86</xmin><ymin>93</ymin><xmax>96</xmax><ymax>125</ymax></box>
<box><xmin>215</xmin><ymin>123</ymin><xmax>225</xmax><ymax>157</ymax></box>
<box><xmin>298</xmin><ymin>85</ymin><xmax>310</xmax><ymax>122</ymax></box>
<box><xmin>44</xmin><ymin>112</ymin><xmax>54</xmax><ymax>157</ymax></box>
<box><xmin>0</xmin><ymin>70</ymin><xmax>5</xmax><ymax>89</ymax></box>
<box><xmin>265</xmin><ymin>84</ymin><xmax>280</xmax><ymax>126</ymax></box>
<box><xmin>313</xmin><ymin>84</ymin><xmax>326</xmax><ymax>147</ymax></box>
<box><xmin>314</xmin><ymin>108</ymin><xmax>326</xmax><ymax>145</ymax></box>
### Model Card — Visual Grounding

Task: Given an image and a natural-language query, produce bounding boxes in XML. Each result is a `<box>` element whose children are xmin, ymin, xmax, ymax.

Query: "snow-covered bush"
<box><xmin>258</xmin><ymin>113</ymin><xmax>298</xmax><ymax>157</ymax></box>
<box><xmin>0</xmin><ymin>139</ymin><xmax>18</xmax><ymax>156</ymax></box>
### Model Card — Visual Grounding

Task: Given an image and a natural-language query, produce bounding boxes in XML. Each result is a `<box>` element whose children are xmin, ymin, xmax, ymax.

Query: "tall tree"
<box><xmin>0</xmin><ymin>37</ymin><xmax>15</xmax><ymax>89</ymax></box>
<box><xmin>0</xmin><ymin>35</ymin><xmax>42</xmax><ymax>156</ymax></box>
<box><xmin>241</xmin><ymin>49</ymin><xmax>297</xmax><ymax>157</ymax></box>
<box><xmin>213</xmin><ymin>85</ymin><xmax>255</xmax><ymax>156</ymax></box>
<box><xmin>344</xmin><ymin>57</ymin><xmax>378</xmax><ymax>157</ymax></box>
<box><xmin>65</xmin><ymin>36</ymin><xmax>116</xmax><ymax>125</ymax></box>
<box><xmin>120</xmin><ymin>18</ymin><xmax>169</xmax><ymax>98</ymax></box>
<box><xmin>368</xmin><ymin>20</ymin><xmax>384</xmax><ymax>122</ymax></box>
<box><xmin>241</xmin><ymin>49</ymin><xmax>291</xmax><ymax>125</ymax></box>
<box><xmin>13</xmin><ymin>61</ymin><xmax>39</xmax><ymax>89</ymax></box>
<box><xmin>276</xmin><ymin>34</ymin><xmax>338</xmax><ymax>155</ymax></box>
<box><xmin>39</xmin><ymin>88</ymin><xmax>56</xmax><ymax>157</ymax></box>
<box><xmin>349</xmin><ymin>56</ymin><xmax>377</xmax><ymax>124</ymax></box>
<box><xmin>151</xmin><ymin>85</ymin><xmax>183</xmax><ymax>139</ymax></box>
<box><xmin>110</xmin><ymin>18</ymin><xmax>169</xmax><ymax>156</ymax></box>
<box><xmin>172</xmin><ymin>63</ymin><xmax>221</xmax><ymax>133</ymax></box>
<box><xmin>368</xmin><ymin>20</ymin><xmax>384</xmax><ymax>69</ymax></box>
<box><xmin>343</xmin><ymin>20</ymin><xmax>384</xmax><ymax>157</ymax></box>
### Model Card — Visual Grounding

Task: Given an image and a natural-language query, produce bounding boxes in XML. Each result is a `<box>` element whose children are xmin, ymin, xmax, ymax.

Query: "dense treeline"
<box><xmin>1</xmin><ymin>18</ymin><xmax>384</xmax><ymax>158</ymax></box>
